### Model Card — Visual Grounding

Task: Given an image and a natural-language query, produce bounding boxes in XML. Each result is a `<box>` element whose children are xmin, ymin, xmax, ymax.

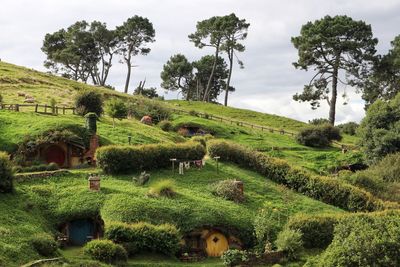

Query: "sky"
<box><xmin>1</xmin><ymin>0</ymin><xmax>399</xmax><ymax>124</ymax></box>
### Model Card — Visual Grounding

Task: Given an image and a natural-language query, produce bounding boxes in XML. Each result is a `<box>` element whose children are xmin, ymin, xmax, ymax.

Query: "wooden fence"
<box><xmin>169</xmin><ymin>108</ymin><xmax>297</xmax><ymax>137</ymax></box>
<box><xmin>0</xmin><ymin>103</ymin><xmax>76</xmax><ymax>115</ymax></box>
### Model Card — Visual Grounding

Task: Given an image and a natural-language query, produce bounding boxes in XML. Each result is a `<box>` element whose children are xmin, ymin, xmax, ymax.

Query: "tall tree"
<box><xmin>221</xmin><ymin>13</ymin><xmax>250</xmax><ymax>106</ymax></box>
<box><xmin>42</xmin><ymin>21</ymin><xmax>97</xmax><ymax>82</ymax></box>
<box><xmin>160</xmin><ymin>54</ymin><xmax>193</xmax><ymax>100</ymax></box>
<box><xmin>292</xmin><ymin>15</ymin><xmax>377</xmax><ymax>125</ymax></box>
<box><xmin>189</xmin><ymin>16</ymin><xmax>227</xmax><ymax>101</ymax></box>
<box><xmin>89</xmin><ymin>21</ymin><xmax>118</xmax><ymax>86</ymax></box>
<box><xmin>362</xmin><ymin>35</ymin><xmax>400</xmax><ymax>107</ymax></box>
<box><xmin>192</xmin><ymin>55</ymin><xmax>231</xmax><ymax>102</ymax></box>
<box><xmin>116</xmin><ymin>16</ymin><xmax>155</xmax><ymax>94</ymax></box>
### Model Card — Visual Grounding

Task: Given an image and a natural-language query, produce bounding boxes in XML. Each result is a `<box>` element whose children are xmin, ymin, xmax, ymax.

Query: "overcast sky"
<box><xmin>1</xmin><ymin>0</ymin><xmax>399</xmax><ymax>123</ymax></box>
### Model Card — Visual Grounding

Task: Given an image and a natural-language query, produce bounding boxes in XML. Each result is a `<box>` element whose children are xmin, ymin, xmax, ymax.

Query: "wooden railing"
<box><xmin>0</xmin><ymin>103</ymin><xmax>76</xmax><ymax>115</ymax></box>
<box><xmin>169</xmin><ymin>108</ymin><xmax>297</xmax><ymax>137</ymax></box>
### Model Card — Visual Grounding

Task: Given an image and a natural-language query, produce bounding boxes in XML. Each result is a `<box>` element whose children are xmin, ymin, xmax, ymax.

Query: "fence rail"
<box><xmin>169</xmin><ymin>108</ymin><xmax>297</xmax><ymax>137</ymax></box>
<box><xmin>0</xmin><ymin>103</ymin><xmax>76</xmax><ymax>115</ymax></box>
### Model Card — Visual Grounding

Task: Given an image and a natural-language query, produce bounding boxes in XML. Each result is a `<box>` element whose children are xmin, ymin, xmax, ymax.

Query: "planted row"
<box><xmin>96</xmin><ymin>141</ymin><xmax>206</xmax><ymax>174</ymax></box>
<box><xmin>207</xmin><ymin>140</ymin><xmax>381</xmax><ymax>212</ymax></box>
<box><xmin>105</xmin><ymin>222</ymin><xmax>181</xmax><ymax>256</ymax></box>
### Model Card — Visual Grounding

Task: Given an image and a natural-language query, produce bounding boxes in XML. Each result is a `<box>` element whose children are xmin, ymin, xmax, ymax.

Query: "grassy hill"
<box><xmin>2</xmin><ymin>161</ymin><xmax>343</xmax><ymax>266</ymax></box>
<box><xmin>0</xmin><ymin>61</ymin><xmax>370</xmax><ymax>266</ymax></box>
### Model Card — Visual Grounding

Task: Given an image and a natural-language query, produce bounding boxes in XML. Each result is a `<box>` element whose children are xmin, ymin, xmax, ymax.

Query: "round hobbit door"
<box><xmin>44</xmin><ymin>145</ymin><xmax>66</xmax><ymax>167</ymax></box>
<box><xmin>205</xmin><ymin>231</ymin><xmax>229</xmax><ymax>257</ymax></box>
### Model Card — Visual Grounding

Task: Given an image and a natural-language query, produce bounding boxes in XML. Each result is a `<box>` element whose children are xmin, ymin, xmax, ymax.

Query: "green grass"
<box><xmin>0</xmin><ymin>161</ymin><xmax>343</xmax><ymax>266</ymax></box>
<box><xmin>0</xmin><ymin>110</ymin><xmax>183</xmax><ymax>153</ymax></box>
<box><xmin>170</xmin><ymin>115</ymin><xmax>361</xmax><ymax>174</ymax></box>
<box><xmin>168</xmin><ymin>100</ymin><xmax>307</xmax><ymax>132</ymax></box>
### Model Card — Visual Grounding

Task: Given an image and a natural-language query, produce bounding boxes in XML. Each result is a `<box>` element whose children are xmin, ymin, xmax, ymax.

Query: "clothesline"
<box><xmin>170</xmin><ymin>158</ymin><xmax>206</xmax><ymax>175</ymax></box>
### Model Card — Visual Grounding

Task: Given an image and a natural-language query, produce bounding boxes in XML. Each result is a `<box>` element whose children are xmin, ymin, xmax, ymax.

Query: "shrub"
<box><xmin>308</xmin><ymin>118</ymin><xmax>330</xmax><ymax>125</ymax></box>
<box><xmin>127</xmin><ymin>98</ymin><xmax>170</xmax><ymax>123</ymax></box>
<box><xmin>254</xmin><ymin>202</ymin><xmax>286</xmax><ymax>248</ymax></box>
<box><xmin>286</xmin><ymin>214</ymin><xmax>340</xmax><ymax>248</ymax></box>
<box><xmin>105</xmin><ymin>222</ymin><xmax>181</xmax><ymax>256</ymax></box>
<box><xmin>368</xmin><ymin>152</ymin><xmax>400</xmax><ymax>182</ymax></box>
<box><xmin>105</xmin><ymin>98</ymin><xmax>128</xmax><ymax>125</ymax></box>
<box><xmin>316</xmin><ymin>214</ymin><xmax>400</xmax><ymax>267</ymax></box>
<box><xmin>133</xmin><ymin>171</ymin><xmax>150</xmax><ymax>186</ymax></box>
<box><xmin>337</xmin><ymin>122</ymin><xmax>358</xmax><ymax>135</ymax></box>
<box><xmin>342</xmin><ymin>171</ymin><xmax>385</xmax><ymax>195</ymax></box>
<box><xmin>30</xmin><ymin>233</ymin><xmax>58</xmax><ymax>257</ymax></box>
<box><xmin>158</xmin><ymin>120</ymin><xmax>172</xmax><ymax>132</ymax></box>
<box><xmin>296</xmin><ymin>124</ymin><xmax>342</xmax><ymax>147</ymax></box>
<box><xmin>47</xmin><ymin>162</ymin><xmax>59</xmax><ymax>171</ymax></box>
<box><xmin>74</xmin><ymin>90</ymin><xmax>103</xmax><ymax>117</ymax></box>
<box><xmin>84</xmin><ymin>239</ymin><xmax>127</xmax><ymax>264</ymax></box>
<box><xmin>191</xmin><ymin>134</ymin><xmax>214</xmax><ymax>148</ymax></box>
<box><xmin>188</xmin><ymin>110</ymin><xmax>198</xmax><ymax>116</ymax></box>
<box><xmin>208</xmin><ymin>140</ymin><xmax>380</xmax><ymax>212</ymax></box>
<box><xmin>96</xmin><ymin>142</ymin><xmax>206</xmax><ymax>174</ymax></box>
<box><xmin>0</xmin><ymin>152</ymin><xmax>13</xmax><ymax>193</ymax></box>
<box><xmin>148</xmin><ymin>179</ymin><xmax>176</xmax><ymax>198</ymax></box>
<box><xmin>221</xmin><ymin>249</ymin><xmax>249</xmax><ymax>267</ymax></box>
<box><xmin>210</xmin><ymin>179</ymin><xmax>244</xmax><ymax>203</ymax></box>
<box><xmin>275</xmin><ymin>229</ymin><xmax>303</xmax><ymax>260</ymax></box>
<box><xmin>358</xmin><ymin>93</ymin><xmax>400</xmax><ymax>163</ymax></box>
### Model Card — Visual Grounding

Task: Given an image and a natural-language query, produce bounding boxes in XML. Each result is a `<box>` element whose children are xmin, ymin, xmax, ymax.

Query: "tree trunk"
<box><xmin>124</xmin><ymin>60</ymin><xmax>131</xmax><ymax>94</ymax></box>
<box><xmin>203</xmin><ymin>41</ymin><xmax>220</xmax><ymax>102</ymax></box>
<box><xmin>224</xmin><ymin>48</ymin><xmax>234</xmax><ymax>106</ymax></box>
<box><xmin>329</xmin><ymin>63</ymin><xmax>339</xmax><ymax>125</ymax></box>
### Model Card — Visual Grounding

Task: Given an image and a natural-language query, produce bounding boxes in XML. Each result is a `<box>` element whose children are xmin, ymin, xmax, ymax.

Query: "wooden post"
<box><xmin>44</xmin><ymin>104</ymin><xmax>47</xmax><ymax>113</ymax></box>
<box><xmin>35</xmin><ymin>104</ymin><xmax>38</xmax><ymax>113</ymax></box>
<box><xmin>15</xmin><ymin>104</ymin><xmax>19</xmax><ymax>112</ymax></box>
<box><xmin>63</xmin><ymin>107</ymin><xmax>65</xmax><ymax>115</ymax></box>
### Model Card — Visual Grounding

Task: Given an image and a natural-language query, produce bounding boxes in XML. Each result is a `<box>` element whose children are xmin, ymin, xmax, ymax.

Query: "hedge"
<box><xmin>96</xmin><ymin>142</ymin><xmax>206</xmax><ymax>174</ymax></box>
<box><xmin>286</xmin><ymin>214</ymin><xmax>341</xmax><ymax>248</ymax></box>
<box><xmin>207</xmin><ymin>140</ymin><xmax>381</xmax><ymax>212</ymax></box>
<box><xmin>105</xmin><ymin>222</ymin><xmax>181</xmax><ymax>256</ymax></box>
<box><xmin>0</xmin><ymin>152</ymin><xmax>13</xmax><ymax>193</ymax></box>
<box><xmin>83</xmin><ymin>239</ymin><xmax>127</xmax><ymax>264</ymax></box>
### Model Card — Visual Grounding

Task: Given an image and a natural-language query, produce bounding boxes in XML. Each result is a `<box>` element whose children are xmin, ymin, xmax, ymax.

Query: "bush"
<box><xmin>0</xmin><ymin>152</ymin><xmax>13</xmax><ymax>193</ymax></box>
<box><xmin>148</xmin><ymin>179</ymin><xmax>176</xmax><ymax>198</ymax></box>
<box><xmin>275</xmin><ymin>229</ymin><xmax>303</xmax><ymax>260</ymax></box>
<box><xmin>208</xmin><ymin>140</ymin><xmax>380</xmax><ymax>212</ymax></box>
<box><xmin>221</xmin><ymin>249</ymin><xmax>249</xmax><ymax>267</ymax></box>
<box><xmin>358</xmin><ymin>93</ymin><xmax>400</xmax><ymax>163</ymax></box>
<box><xmin>342</xmin><ymin>171</ymin><xmax>385</xmax><ymax>195</ymax></box>
<box><xmin>210</xmin><ymin>179</ymin><xmax>244</xmax><ymax>203</ymax></box>
<box><xmin>188</xmin><ymin>110</ymin><xmax>198</xmax><ymax>116</ymax></box>
<box><xmin>127</xmin><ymin>98</ymin><xmax>170</xmax><ymax>123</ymax></box>
<box><xmin>191</xmin><ymin>134</ymin><xmax>214</xmax><ymax>148</ymax></box>
<box><xmin>74</xmin><ymin>90</ymin><xmax>103</xmax><ymax>117</ymax></box>
<box><xmin>308</xmin><ymin>118</ymin><xmax>330</xmax><ymax>125</ymax></box>
<box><xmin>84</xmin><ymin>239</ymin><xmax>127</xmax><ymax>264</ymax></box>
<box><xmin>296</xmin><ymin>124</ymin><xmax>342</xmax><ymax>147</ymax></box>
<box><xmin>19</xmin><ymin>163</ymin><xmax>60</xmax><ymax>173</ymax></box>
<box><xmin>96</xmin><ymin>142</ymin><xmax>206</xmax><ymax>174</ymax></box>
<box><xmin>105</xmin><ymin>222</ymin><xmax>181</xmax><ymax>256</ymax></box>
<box><xmin>368</xmin><ymin>152</ymin><xmax>400</xmax><ymax>182</ymax></box>
<box><xmin>316</xmin><ymin>213</ymin><xmax>400</xmax><ymax>267</ymax></box>
<box><xmin>254</xmin><ymin>202</ymin><xmax>286</xmax><ymax>248</ymax></box>
<box><xmin>159</xmin><ymin>120</ymin><xmax>172</xmax><ymax>132</ymax></box>
<box><xmin>286</xmin><ymin>214</ymin><xmax>340</xmax><ymax>248</ymax></box>
<box><xmin>30</xmin><ymin>233</ymin><xmax>58</xmax><ymax>257</ymax></box>
<box><xmin>132</xmin><ymin>171</ymin><xmax>150</xmax><ymax>186</ymax></box>
<box><xmin>337</xmin><ymin>122</ymin><xmax>358</xmax><ymax>135</ymax></box>
<box><xmin>105</xmin><ymin>98</ymin><xmax>128</xmax><ymax>124</ymax></box>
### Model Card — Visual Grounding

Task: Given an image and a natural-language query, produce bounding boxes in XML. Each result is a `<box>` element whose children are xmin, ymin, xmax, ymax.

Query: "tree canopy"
<box><xmin>116</xmin><ymin>16</ymin><xmax>155</xmax><ymax>93</ymax></box>
<box><xmin>292</xmin><ymin>15</ymin><xmax>378</xmax><ymax>125</ymax></box>
<box><xmin>362</xmin><ymin>35</ymin><xmax>400</xmax><ymax>107</ymax></box>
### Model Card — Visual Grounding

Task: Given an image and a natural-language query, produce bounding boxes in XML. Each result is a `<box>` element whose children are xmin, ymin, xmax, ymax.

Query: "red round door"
<box><xmin>44</xmin><ymin>145</ymin><xmax>66</xmax><ymax>167</ymax></box>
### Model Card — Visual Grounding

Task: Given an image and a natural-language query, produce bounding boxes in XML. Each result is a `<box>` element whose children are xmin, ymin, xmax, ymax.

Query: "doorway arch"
<box><xmin>44</xmin><ymin>144</ymin><xmax>66</xmax><ymax>167</ymax></box>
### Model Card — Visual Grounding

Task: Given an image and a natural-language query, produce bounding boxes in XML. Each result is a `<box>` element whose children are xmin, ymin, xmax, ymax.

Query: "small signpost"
<box><xmin>88</xmin><ymin>174</ymin><xmax>101</xmax><ymax>191</ymax></box>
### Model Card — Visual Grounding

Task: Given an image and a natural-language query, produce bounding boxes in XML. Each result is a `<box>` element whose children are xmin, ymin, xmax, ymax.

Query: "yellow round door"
<box><xmin>205</xmin><ymin>231</ymin><xmax>229</xmax><ymax>257</ymax></box>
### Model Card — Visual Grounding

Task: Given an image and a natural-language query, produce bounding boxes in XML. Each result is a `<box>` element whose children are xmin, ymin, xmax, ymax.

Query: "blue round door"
<box><xmin>69</xmin><ymin>219</ymin><xmax>94</xmax><ymax>246</ymax></box>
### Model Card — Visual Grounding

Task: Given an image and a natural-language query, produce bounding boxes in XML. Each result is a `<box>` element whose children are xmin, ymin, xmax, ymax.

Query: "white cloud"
<box><xmin>0</xmin><ymin>0</ymin><xmax>398</xmax><ymax>123</ymax></box>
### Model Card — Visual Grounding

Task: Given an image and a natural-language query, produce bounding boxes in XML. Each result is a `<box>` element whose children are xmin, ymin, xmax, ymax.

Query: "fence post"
<box><xmin>15</xmin><ymin>104</ymin><xmax>19</xmax><ymax>112</ymax></box>
<box><xmin>63</xmin><ymin>107</ymin><xmax>65</xmax><ymax>115</ymax></box>
<box><xmin>35</xmin><ymin>104</ymin><xmax>38</xmax><ymax>113</ymax></box>
<box><xmin>44</xmin><ymin>104</ymin><xmax>47</xmax><ymax>113</ymax></box>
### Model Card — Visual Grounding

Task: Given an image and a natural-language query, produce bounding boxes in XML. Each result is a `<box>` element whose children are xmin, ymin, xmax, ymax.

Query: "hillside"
<box><xmin>0</xmin><ymin>61</ymin><xmax>374</xmax><ymax>266</ymax></box>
